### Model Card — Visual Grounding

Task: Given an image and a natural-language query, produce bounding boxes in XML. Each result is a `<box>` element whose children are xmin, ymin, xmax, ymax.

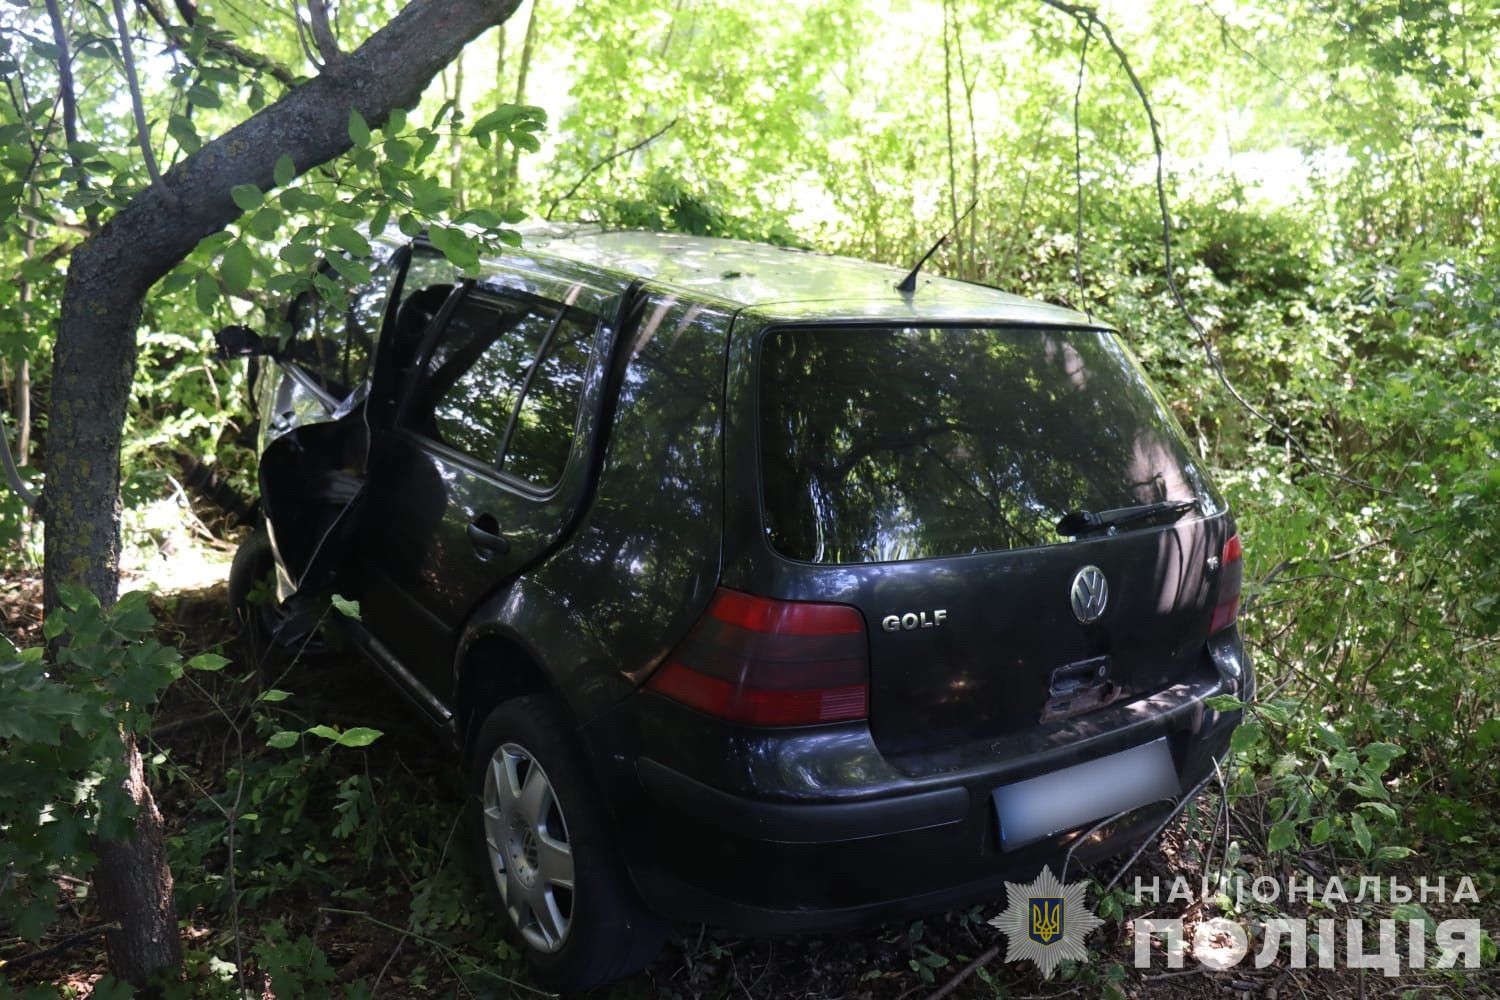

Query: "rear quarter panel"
<box><xmin>456</xmin><ymin>290</ymin><xmax>735</xmax><ymax>724</ymax></box>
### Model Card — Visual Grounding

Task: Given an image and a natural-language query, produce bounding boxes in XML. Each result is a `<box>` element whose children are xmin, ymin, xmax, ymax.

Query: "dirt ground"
<box><xmin>0</xmin><ymin>574</ymin><xmax>1493</xmax><ymax>999</ymax></box>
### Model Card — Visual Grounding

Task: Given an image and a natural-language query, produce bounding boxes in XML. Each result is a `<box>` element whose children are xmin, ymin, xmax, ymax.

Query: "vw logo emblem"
<box><xmin>1070</xmin><ymin>566</ymin><xmax>1109</xmax><ymax>624</ymax></box>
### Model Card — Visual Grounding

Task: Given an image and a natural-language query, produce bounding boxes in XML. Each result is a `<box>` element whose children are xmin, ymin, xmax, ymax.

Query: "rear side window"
<box><xmin>423</xmin><ymin>295</ymin><xmax>538</xmax><ymax>461</ymax></box>
<box><xmin>759</xmin><ymin>326</ymin><xmax>1218</xmax><ymax>564</ymax></box>
<box><xmin>502</xmin><ymin>319</ymin><xmax>593</xmax><ymax>485</ymax></box>
<box><xmin>414</xmin><ymin>291</ymin><xmax>596</xmax><ymax>487</ymax></box>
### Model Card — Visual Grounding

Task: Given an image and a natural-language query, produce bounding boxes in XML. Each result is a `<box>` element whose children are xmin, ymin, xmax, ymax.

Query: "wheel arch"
<box><xmin>453</xmin><ymin>628</ymin><xmax>553</xmax><ymax>760</ymax></box>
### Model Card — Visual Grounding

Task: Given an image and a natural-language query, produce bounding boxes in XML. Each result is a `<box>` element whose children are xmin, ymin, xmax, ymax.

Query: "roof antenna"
<box><xmin>896</xmin><ymin>198</ymin><xmax>979</xmax><ymax>294</ymax></box>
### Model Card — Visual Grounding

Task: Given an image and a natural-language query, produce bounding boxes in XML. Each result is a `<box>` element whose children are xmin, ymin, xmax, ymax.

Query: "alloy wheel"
<box><xmin>481</xmin><ymin>742</ymin><xmax>575</xmax><ymax>953</ymax></box>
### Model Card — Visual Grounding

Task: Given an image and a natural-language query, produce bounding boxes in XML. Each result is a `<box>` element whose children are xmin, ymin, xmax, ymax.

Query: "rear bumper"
<box><xmin>585</xmin><ymin>647</ymin><xmax>1247</xmax><ymax>932</ymax></box>
<box><xmin>627</xmin><ymin>788</ymin><xmax>1193</xmax><ymax>934</ymax></box>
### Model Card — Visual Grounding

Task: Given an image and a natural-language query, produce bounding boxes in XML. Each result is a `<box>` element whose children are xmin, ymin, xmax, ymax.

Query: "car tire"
<box><xmin>228</xmin><ymin>528</ymin><xmax>284</xmax><ymax>646</ymax></box>
<box><xmin>228</xmin><ymin>528</ymin><xmax>321</xmax><ymax>671</ymax></box>
<box><xmin>469</xmin><ymin>694</ymin><xmax>665</xmax><ymax>992</ymax></box>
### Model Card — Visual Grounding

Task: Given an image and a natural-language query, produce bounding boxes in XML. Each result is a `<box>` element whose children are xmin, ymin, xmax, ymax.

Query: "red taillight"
<box><xmin>1210</xmin><ymin>533</ymin><xmax>1243</xmax><ymax>633</ymax></box>
<box><xmin>645</xmin><ymin>588</ymin><xmax>870</xmax><ymax>726</ymax></box>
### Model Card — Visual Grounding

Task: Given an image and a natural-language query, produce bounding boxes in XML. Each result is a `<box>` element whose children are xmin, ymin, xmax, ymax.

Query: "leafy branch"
<box><xmin>545</xmin><ymin>118</ymin><xmax>679</xmax><ymax>220</ymax></box>
<box><xmin>1040</xmin><ymin>0</ymin><xmax>1387</xmax><ymax>494</ymax></box>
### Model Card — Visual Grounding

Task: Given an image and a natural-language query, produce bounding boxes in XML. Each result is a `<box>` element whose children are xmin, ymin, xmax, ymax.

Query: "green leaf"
<box><xmin>1350</xmin><ymin>813</ymin><xmax>1372</xmax><ymax>855</ymax></box>
<box><xmin>454</xmin><ymin>208</ymin><xmax>505</xmax><ymax>230</ymax></box>
<box><xmin>1266</xmin><ymin>820</ymin><xmax>1297</xmax><ymax>853</ymax></box>
<box><xmin>1205</xmin><ymin>695</ymin><xmax>1244</xmax><ymax>712</ymax></box>
<box><xmin>1310</xmin><ymin>817</ymin><xmax>1331</xmax><ymax>844</ymax></box>
<box><xmin>307</xmin><ymin>724</ymin><xmax>383</xmax><ymax>748</ymax></box>
<box><xmin>326</xmin><ymin>253</ymin><xmax>373</xmax><ymax>286</ymax></box>
<box><xmin>382</xmin><ymin>137</ymin><xmax>413</xmax><ymax>169</ymax></box>
<box><xmin>1393</xmin><ymin>903</ymin><xmax>1436</xmax><ymax>935</ymax></box>
<box><xmin>195</xmin><ymin>271</ymin><xmax>219</xmax><ymax>312</ymax></box>
<box><xmin>279</xmin><ymin>241</ymin><xmax>318</xmax><ymax>268</ymax></box>
<box><xmin>273</xmin><ymin>153</ymin><xmax>296</xmax><ymax>187</ymax></box>
<box><xmin>221</xmin><ymin>241</ymin><xmax>254</xmax><ymax>295</ymax></box>
<box><xmin>267</xmin><ymin>731</ymin><xmax>300</xmax><ymax>749</ymax></box>
<box><xmin>330</xmin><ymin>595</ymin><xmax>361</xmax><ymax>621</ymax></box>
<box><xmin>187</xmin><ymin>653</ymin><xmax>229</xmax><ymax>672</ymax></box>
<box><xmin>280</xmin><ymin>187</ymin><xmax>328</xmax><ymax>213</ymax></box>
<box><xmin>1229</xmin><ymin>722</ymin><xmax>1263</xmax><ymax>754</ymax></box>
<box><xmin>1361</xmin><ymin>742</ymin><xmax>1404</xmax><ymax>772</ymax></box>
<box><xmin>249</xmin><ymin>206</ymin><xmax>282</xmax><ymax>240</ymax></box>
<box><xmin>348</xmin><ymin>109</ymin><xmax>371</xmax><ymax>147</ymax></box>
<box><xmin>369</xmin><ymin>201</ymin><xmax>391</xmax><ymax>239</ymax></box>
<box><xmin>258</xmin><ymin>688</ymin><xmax>292</xmax><ymax>703</ymax></box>
<box><xmin>1355</xmin><ymin>801</ymin><xmax>1397</xmax><ymax>821</ymax></box>
<box><xmin>327</xmin><ymin>223</ymin><xmax>371</xmax><ymax>258</ymax></box>
<box><xmin>186</xmin><ymin>84</ymin><xmax>221</xmax><ymax>109</ymax></box>
<box><xmin>409</xmin><ymin>177</ymin><xmax>453</xmax><ymax>215</ymax></box>
<box><xmin>397</xmin><ymin>212</ymin><xmax>424</xmax><ymax>237</ymax></box>
<box><xmin>166</xmin><ymin>113</ymin><xmax>200</xmax><ymax>154</ymax></box>
<box><xmin>335</xmin><ymin>727</ymin><xmax>382</xmax><ymax>748</ymax></box>
<box><xmin>428</xmin><ymin>225</ymin><xmax>479</xmax><ymax>270</ymax></box>
<box><xmin>230</xmin><ymin>184</ymin><xmax>263</xmax><ymax>212</ymax></box>
<box><xmin>470</xmin><ymin>106</ymin><xmax>521</xmax><ymax>136</ymax></box>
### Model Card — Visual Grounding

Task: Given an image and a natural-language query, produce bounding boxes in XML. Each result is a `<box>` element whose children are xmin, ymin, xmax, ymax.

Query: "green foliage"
<box><xmin>0</xmin><ymin>591</ymin><xmax>186</xmax><ymax>942</ymax></box>
<box><xmin>1226</xmin><ymin>698</ymin><xmax>1411</xmax><ymax>861</ymax></box>
<box><xmin>1</xmin><ymin>0</ymin><xmax>1498</xmax><ymax>990</ymax></box>
<box><xmin>157</xmin><ymin>651</ymin><xmax>523</xmax><ymax>997</ymax></box>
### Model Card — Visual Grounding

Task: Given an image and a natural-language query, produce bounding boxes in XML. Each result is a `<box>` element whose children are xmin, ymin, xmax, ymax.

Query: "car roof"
<box><xmin>467</xmin><ymin>225</ymin><xmax>1101</xmax><ymax>328</ymax></box>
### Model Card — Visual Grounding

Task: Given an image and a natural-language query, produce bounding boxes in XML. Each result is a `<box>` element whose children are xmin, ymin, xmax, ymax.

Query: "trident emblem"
<box><xmin>1029</xmin><ymin>896</ymin><xmax>1064</xmax><ymax>945</ymax></box>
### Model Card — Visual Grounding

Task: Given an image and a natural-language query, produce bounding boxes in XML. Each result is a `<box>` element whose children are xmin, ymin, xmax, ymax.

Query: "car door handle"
<box><xmin>466</xmin><ymin>517</ymin><xmax>511</xmax><ymax>555</ymax></box>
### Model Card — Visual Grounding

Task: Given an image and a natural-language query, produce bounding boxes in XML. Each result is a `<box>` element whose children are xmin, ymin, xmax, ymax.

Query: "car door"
<box><xmin>255</xmin><ymin>245</ymin><xmax>408</xmax><ymax>590</ymax></box>
<box><xmin>351</xmin><ymin>273</ymin><xmax>616</xmax><ymax>695</ymax></box>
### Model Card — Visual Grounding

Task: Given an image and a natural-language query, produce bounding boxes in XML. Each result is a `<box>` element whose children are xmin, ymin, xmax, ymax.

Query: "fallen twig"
<box><xmin>0</xmin><ymin>923</ymin><xmax>119</xmax><ymax>971</ymax></box>
<box><xmin>925</xmin><ymin>942</ymin><xmax>1000</xmax><ymax>1000</ymax></box>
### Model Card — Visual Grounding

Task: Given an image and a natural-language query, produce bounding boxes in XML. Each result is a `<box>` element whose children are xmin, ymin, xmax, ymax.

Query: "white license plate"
<box><xmin>992</xmin><ymin>738</ymin><xmax>1179</xmax><ymax>850</ymax></box>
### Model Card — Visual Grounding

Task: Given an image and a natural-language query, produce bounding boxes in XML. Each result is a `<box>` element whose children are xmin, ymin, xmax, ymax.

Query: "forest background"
<box><xmin>0</xmin><ymin>0</ymin><xmax>1495</xmax><ymax>995</ymax></box>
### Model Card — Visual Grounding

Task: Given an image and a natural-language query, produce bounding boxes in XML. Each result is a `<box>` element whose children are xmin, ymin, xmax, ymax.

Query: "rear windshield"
<box><xmin>759</xmin><ymin>325</ymin><xmax>1220</xmax><ymax>564</ymax></box>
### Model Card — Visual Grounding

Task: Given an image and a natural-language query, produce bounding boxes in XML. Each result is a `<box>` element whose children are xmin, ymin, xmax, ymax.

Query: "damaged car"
<box><xmin>220</xmin><ymin>227</ymin><xmax>1251</xmax><ymax>991</ymax></box>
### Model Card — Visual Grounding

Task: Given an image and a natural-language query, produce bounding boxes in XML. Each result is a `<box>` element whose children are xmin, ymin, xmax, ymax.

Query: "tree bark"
<box><xmin>44</xmin><ymin>0</ymin><xmax>521</xmax><ymax>986</ymax></box>
<box><xmin>92</xmin><ymin>734</ymin><xmax>181</xmax><ymax>985</ymax></box>
<box><xmin>502</xmin><ymin>0</ymin><xmax>540</xmax><ymax>206</ymax></box>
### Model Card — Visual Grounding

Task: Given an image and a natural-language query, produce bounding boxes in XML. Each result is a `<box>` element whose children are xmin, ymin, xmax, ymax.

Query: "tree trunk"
<box><xmin>92</xmin><ymin>734</ymin><xmax>182</xmax><ymax>985</ymax></box>
<box><xmin>503</xmin><ymin>0</ymin><xmax>540</xmax><ymax>206</ymax></box>
<box><xmin>18</xmin><ymin>193</ymin><xmax>36</xmax><ymax>466</ymax></box>
<box><xmin>449</xmin><ymin>52</ymin><xmax>466</xmax><ymax>212</ymax></box>
<box><xmin>44</xmin><ymin>0</ymin><xmax>522</xmax><ymax>986</ymax></box>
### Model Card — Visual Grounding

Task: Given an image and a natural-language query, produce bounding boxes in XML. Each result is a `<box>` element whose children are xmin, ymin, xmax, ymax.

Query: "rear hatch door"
<box><xmin>737</xmin><ymin>321</ymin><xmax>1234</xmax><ymax>757</ymax></box>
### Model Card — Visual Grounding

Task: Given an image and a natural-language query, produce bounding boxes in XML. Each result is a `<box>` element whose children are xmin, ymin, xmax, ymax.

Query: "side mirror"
<box><xmin>215</xmin><ymin>324</ymin><xmax>272</xmax><ymax>359</ymax></box>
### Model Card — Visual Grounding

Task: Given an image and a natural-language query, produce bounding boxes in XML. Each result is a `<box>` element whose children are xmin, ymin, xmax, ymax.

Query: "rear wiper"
<box><xmin>1056</xmin><ymin>499</ymin><xmax>1198</xmax><ymax>537</ymax></box>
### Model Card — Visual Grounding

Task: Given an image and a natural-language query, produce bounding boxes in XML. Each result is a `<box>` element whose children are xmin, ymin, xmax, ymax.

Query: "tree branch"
<box><xmin>1071</xmin><ymin>22</ymin><xmax>1091</xmax><ymax>315</ymax></box>
<box><xmin>135</xmin><ymin>0</ymin><xmax>297</xmax><ymax>87</ymax></box>
<box><xmin>305</xmin><ymin>0</ymin><xmax>342</xmax><ymax>69</ymax></box>
<box><xmin>1039</xmin><ymin>0</ymin><xmax>1383</xmax><ymax>492</ymax></box>
<box><xmin>545</xmin><ymin>118</ymin><xmax>679</xmax><ymax>219</ymax></box>
<box><xmin>0</xmin><ymin>408</ymin><xmax>40</xmax><ymax>512</ymax></box>
<box><xmin>42</xmin><ymin>0</ymin><xmax>98</xmax><ymax>231</ymax></box>
<box><xmin>0</xmin><ymin>924</ymin><xmax>118</xmax><ymax>972</ymax></box>
<box><xmin>47</xmin><ymin>0</ymin><xmax>526</xmax><ymax>608</ymax></box>
<box><xmin>112</xmin><ymin>0</ymin><xmax>178</xmax><ymax>209</ymax></box>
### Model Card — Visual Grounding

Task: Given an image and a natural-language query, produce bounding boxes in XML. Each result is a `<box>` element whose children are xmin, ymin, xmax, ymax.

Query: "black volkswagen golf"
<box><xmin>223</xmin><ymin>227</ymin><xmax>1251</xmax><ymax>991</ymax></box>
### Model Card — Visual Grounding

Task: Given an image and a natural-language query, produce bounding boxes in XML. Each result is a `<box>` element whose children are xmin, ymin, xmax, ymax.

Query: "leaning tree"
<box><xmin>22</xmin><ymin>0</ymin><xmax>522</xmax><ymax>984</ymax></box>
